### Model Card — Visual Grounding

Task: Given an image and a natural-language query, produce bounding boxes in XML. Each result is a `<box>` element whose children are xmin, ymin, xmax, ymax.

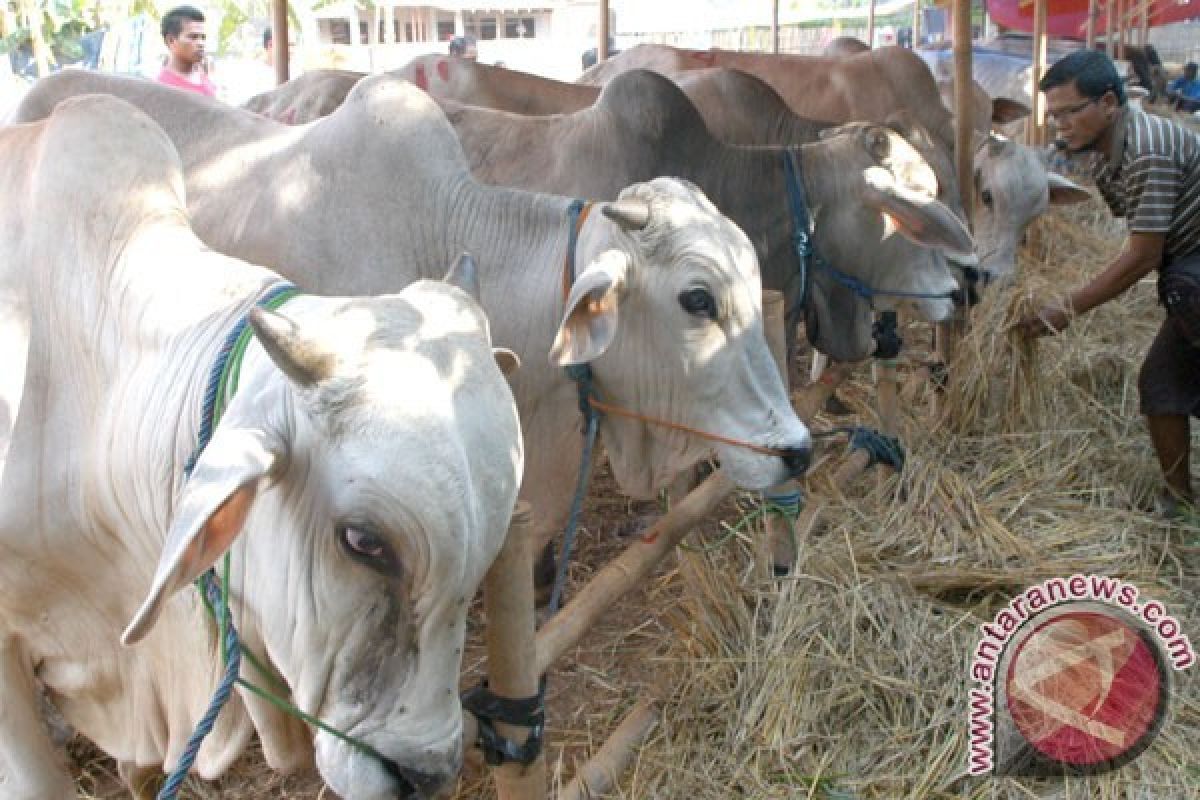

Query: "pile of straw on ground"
<box><xmin>71</xmin><ymin>202</ymin><xmax>1197</xmax><ymax>799</ymax></box>
<box><xmin>616</xmin><ymin>197</ymin><xmax>1199</xmax><ymax>799</ymax></box>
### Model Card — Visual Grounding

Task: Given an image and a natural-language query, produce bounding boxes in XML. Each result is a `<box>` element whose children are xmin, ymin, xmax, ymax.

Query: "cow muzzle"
<box><xmin>780</xmin><ymin>445</ymin><xmax>811</xmax><ymax>478</ymax></box>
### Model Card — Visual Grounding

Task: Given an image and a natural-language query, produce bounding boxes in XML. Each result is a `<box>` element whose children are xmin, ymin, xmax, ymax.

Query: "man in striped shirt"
<box><xmin>1020</xmin><ymin>49</ymin><xmax>1200</xmax><ymax>517</ymax></box>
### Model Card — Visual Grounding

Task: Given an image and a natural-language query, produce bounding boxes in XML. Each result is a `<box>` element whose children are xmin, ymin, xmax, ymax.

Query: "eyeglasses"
<box><xmin>1046</xmin><ymin>98</ymin><xmax>1097</xmax><ymax>124</ymax></box>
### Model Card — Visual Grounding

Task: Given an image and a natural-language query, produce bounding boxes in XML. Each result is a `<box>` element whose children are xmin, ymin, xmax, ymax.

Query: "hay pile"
<box><xmin>618</xmin><ymin>197</ymin><xmax>1199</xmax><ymax>798</ymax></box>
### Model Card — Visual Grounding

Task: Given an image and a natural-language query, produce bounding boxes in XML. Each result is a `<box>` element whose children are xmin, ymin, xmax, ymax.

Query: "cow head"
<box><xmin>124</xmin><ymin>258</ymin><xmax>523</xmax><ymax>799</ymax></box>
<box><xmin>973</xmin><ymin>135</ymin><xmax>1090</xmax><ymax>284</ymax></box>
<box><xmin>550</xmin><ymin>177</ymin><xmax>811</xmax><ymax>495</ymax></box>
<box><xmin>804</xmin><ymin>124</ymin><xmax>973</xmax><ymax>362</ymax></box>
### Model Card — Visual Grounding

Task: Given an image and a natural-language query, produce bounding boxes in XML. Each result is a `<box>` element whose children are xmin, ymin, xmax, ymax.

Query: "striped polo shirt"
<box><xmin>1091</xmin><ymin>106</ymin><xmax>1200</xmax><ymax>263</ymax></box>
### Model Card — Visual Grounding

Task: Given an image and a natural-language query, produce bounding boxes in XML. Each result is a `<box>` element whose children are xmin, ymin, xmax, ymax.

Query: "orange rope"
<box><xmin>586</xmin><ymin>397</ymin><xmax>789</xmax><ymax>457</ymax></box>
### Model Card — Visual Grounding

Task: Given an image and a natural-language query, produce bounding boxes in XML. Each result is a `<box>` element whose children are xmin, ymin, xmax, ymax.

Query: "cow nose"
<box><xmin>781</xmin><ymin>445</ymin><xmax>811</xmax><ymax>478</ymax></box>
<box><xmin>381</xmin><ymin>758</ymin><xmax>449</xmax><ymax>799</ymax></box>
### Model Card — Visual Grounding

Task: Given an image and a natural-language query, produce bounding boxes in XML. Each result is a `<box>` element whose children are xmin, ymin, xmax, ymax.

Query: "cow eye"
<box><xmin>678</xmin><ymin>287</ymin><xmax>717</xmax><ymax>320</ymax></box>
<box><xmin>981</xmin><ymin>188</ymin><xmax>994</xmax><ymax>208</ymax></box>
<box><xmin>339</xmin><ymin>526</ymin><xmax>397</xmax><ymax>572</ymax></box>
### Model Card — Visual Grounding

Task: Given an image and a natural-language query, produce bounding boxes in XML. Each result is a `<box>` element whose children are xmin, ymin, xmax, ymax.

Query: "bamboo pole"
<box><xmin>912</xmin><ymin>0</ymin><xmax>921</xmax><ymax>49</ymax></box>
<box><xmin>793</xmin><ymin>360</ymin><xmax>854</xmax><ymax>422</ymax></box>
<box><xmin>1105</xmin><ymin>0</ymin><xmax>1114</xmax><ymax>56</ymax></box>
<box><xmin>772</xmin><ymin>0</ymin><xmax>780</xmax><ymax>54</ymax></box>
<box><xmin>271</xmin><ymin>0</ymin><xmax>289</xmax><ymax>85</ymax></box>
<box><xmin>761</xmin><ymin>290</ymin><xmax>802</xmax><ymax>574</ymax></box>
<box><xmin>867</xmin><ymin>0</ymin><xmax>877</xmax><ymax>49</ymax></box>
<box><xmin>953</xmin><ymin>0</ymin><xmax>973</xmax><ymax>215</ymax></box>
<box><xmin>875</xmin><ymin>358</ymin><xmax>900</xmax><ymax>438</ymax></box>
<box><xmin>1116</xmin><ymin>0</ymin><xmax>1126</xmax><ymax>60</ymax></box>
<box><xmin>483</xmin><ymin>503</ymin><xmax>545</xmax><ymax>800</ymax></box>
<box><xmin>535</xmin><ymin>470</ymin><xmax>733</xmax><ymax>676</ymax></box>
<box><xmin>557</xmin><ymin>701</ymin><xmax>659</xmax><ymax>800</ymax></box>
<box><xmin>1086</xmin><ymin>0</ymin><xmax>1098</xmax><ymax>49</ymax></box>
<box><xmin>1028</xmin><ymin>0</ymin><xmax>1048</xmax><ymax>147</ymax></box>
<box><xmin>598</xmin><ymin>0</ymin><xmax>609</xmax><ymax>62</ymax></box>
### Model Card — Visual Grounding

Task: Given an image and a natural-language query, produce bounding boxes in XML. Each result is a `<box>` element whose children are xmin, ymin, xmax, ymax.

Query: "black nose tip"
<box><xmin>382</xmin><ymin>758</ymin><xmax>449</xmax><ymax>799</ymax></box>
<box><xmin>781</xmin><ymin>445</ymin><xmax>811</xmax><ymax>478</ymax></box>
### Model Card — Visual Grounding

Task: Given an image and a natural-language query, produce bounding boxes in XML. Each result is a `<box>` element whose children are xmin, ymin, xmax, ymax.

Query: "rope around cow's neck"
<box><xmin>161</xmin><ymin>283</ymin><xmax>395</xmax><ymax>800</ymax></box>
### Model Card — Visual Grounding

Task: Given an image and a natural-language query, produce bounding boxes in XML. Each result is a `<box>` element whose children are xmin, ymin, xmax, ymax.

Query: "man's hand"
<box><xmin>1017</xmin><ymin>303</ymin><xmax>1071</xmax><ymax>338</ymax></box>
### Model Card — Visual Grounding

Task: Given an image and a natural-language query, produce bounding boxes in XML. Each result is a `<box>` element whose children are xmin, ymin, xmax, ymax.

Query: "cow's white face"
<box><xmin>806</xmin><ymin>126</ymin><xmax>972</xmax><ymax>362</ymax></box>
<box><xmin>124</xmin><ymin>277</ymin><xmax>522</xmax><ymax>799</ymax></box>
<box><xmin>973</xmin><ymin>135</ymin><xmax>1090</xmax><ymax>284</ymax></box>
<box><xmin>551</xmin><ymin>178</ymin><xmax>811</xmax><ymax>495</ymax></box>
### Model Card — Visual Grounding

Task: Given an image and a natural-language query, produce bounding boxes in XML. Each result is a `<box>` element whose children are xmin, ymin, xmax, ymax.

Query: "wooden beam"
<box><xmin>598</xmin><ymin>0</ymin><xmax>609</xmax><ymax>62</ymax></box>
<box><xmin>483</xmin><ymin>503</ymin><xmax>545</xmax><ymax>800</ymax></box>
<box><xmin>1029</xmin><ymin>0</ymin><xmax>1047</xmax><ymax>146</ymax></box>
<box><xmin>272</xmin><ymin>0</ymin><xmax>289</xmax><ymax>85</ymax></box>
<box><xmin>952</xmin><ymin>0</ymin><xmax>973</xmax><ymax>215</ymax></box>
<box><xmin>535</xmin><ymin>470</ymin><xmax>733</xmax><ymax>676</ymax></box>
<box><xmin>772</xmin><ymin>0</ymin><xmax>780</xmax><ymax>54</ymax></box>
<box><xmin>1086</xmin><ymin>0</ymin><xmax>1098</xmax><ymax>49</ymax></box>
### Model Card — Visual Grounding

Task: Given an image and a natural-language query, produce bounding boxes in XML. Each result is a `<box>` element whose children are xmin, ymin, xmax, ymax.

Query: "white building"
<box><xmin>307</xmin><ymin>1</ymin><xmax>610</xmax><ymax>80</ymax></box>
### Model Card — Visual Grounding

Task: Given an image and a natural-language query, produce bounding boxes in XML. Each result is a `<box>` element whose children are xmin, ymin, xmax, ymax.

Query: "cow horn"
<box><xmin>602</xmin><ymin>200</ymin><xmax>651</xmax><ymax>231</ymax></box>
<box><xmin>444</xmin><ymin>252</ymin><xmax>481</xmax><ymax>302</ymax></box>
<box><xmin>249</xmin><ymin>308</ymin><xmax>336</xmax><ymax>388</ymax></box>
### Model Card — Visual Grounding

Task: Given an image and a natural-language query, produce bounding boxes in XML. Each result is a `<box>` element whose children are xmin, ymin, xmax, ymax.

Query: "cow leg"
<box><xmin>118</xmin><ymin>761</ymin><xmax>164</xmax><ymax>800</ymax></box>
<box><xmin>0</xmin><ymin>636</ymin><xmax>75</xmax><ymax>799</ymax></box>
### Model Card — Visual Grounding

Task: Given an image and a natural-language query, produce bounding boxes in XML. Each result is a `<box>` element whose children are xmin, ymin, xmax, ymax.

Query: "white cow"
<box><xmin>15</xmin><ymin>73</ymin><xmax>813</xmax><ymax>561</ymax></box>
<box><xmin>972</xmin><ymin>134</ymin><xmax>1090</xmax><ymax>283</ymax></box>
<box><xmin>0</xmin><ymin>95</ymin><xmax>523</xmax><ymax>800</ymax></box>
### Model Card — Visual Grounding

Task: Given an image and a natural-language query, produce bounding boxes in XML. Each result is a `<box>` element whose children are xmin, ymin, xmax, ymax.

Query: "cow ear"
<box><xmin>122</xmin><ymin>425</ymin><xmax>283</xmax><ymax>645</ymax></box>
<box><xmin>549</xmin><ymin>250</ymin><xmax>628</xmax><ymax>366</ymax></box>
<box><xmin>863</xmin><ymin>167</ymin><xmax>975</xmax><ymax>257</ymax></box>
<box><xmin>493</xmin><ymin>347</ymin><xmax>520</xmax><ymax>375</ymax></box>
<box><xmin>991</xmin><ymin>97</ymin><xmax>1030</xmax><ymax>124</ymax></box>
<box><xmin>1046</xmin><ymin>172</ymin><xmax>1091</xmax><ymax>206</ymax></box>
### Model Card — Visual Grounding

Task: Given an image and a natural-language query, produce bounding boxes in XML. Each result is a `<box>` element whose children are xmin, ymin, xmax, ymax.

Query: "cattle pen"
<box><xmin>61</xmin><ymin>187</ymin><xmax>1199</xmax><ymax>799</ymax></box>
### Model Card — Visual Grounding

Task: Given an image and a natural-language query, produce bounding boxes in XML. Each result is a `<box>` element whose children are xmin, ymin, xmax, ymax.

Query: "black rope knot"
<box><xmin>847</xmin><ymin>426</ymin><xmax>906</xmax><ymax>471</ymax></box>
<box><xmin>462</xmin><ymin>681</ymin><xmax>546</xmax><ymax>767</ymax></box>
<box><xmin>872</xmin><ymin>311</ymin><xmax>903</xmax><ymax>360</ymax></box>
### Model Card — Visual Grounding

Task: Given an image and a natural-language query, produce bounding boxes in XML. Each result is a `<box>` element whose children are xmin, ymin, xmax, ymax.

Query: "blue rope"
<box><xmin>782</xmin><ymin>150</ymin><xmax>959</xmax><ymax>306</ymax></box>
<box><xmin>160</xmin><ymin>283</ymin><xmax>291</xmax><ymax>800</ymax></box>
<box><xmin>157</xmin><ymin>573</ymin><xmax>241</xmax><ymax>800</ymax></box>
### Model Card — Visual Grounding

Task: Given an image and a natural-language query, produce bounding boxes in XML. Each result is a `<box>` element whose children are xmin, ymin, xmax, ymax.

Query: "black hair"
<box><xmin>1185</xmin><ymin>62</ymin><xmax>1198</xmax><ymax>74</ymax></box>
<box><xmin>448</xmin><ymin>35</ymin><xmax>476</xmax><ymax>56</ymax></box>
<box><xmin>1039</xmin><ymin>49</ymin><xmax>1126</xmax><ymax>105</ymax></box>
<box><xmin>161</xmin><ymin>6</ymin><xmax>205</xmax><ymax>41</ymax></box>
<box><xmin>263</xmin><ymin>27</ymin><xmax>273</xmax><ymax>49</ymax></box>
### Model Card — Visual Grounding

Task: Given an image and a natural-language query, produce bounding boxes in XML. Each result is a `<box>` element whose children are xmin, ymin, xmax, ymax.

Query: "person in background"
<box><xmin>263</xmin><ymin>26</ymin><xmax>274</xmax><ymax>67</ymax></box>
<box><xmin>1167</xmin><ymin>61</ymin><xmax>1200</xmax><ymax>113</ymax></box>
<box><xmin>157</xmin><ymin>5</ymin><xmax>216</xmax><ymax>98</ymax></box>
<box><xmin>448</xmin><ymin>35</ymin><xmax>477</xmax><ymax>61</ymax></box>
<box><xmin>1019</xmin><ymin>49</ymin><xmax>1200</xmax><ymax>519</ymax></box>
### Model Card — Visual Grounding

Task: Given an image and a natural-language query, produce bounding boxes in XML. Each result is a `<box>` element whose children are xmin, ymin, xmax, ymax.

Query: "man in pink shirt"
<box><xmin>157</xmin><ymin>6</ymin><xmax>217</xmax><ymax>99</ymax></box>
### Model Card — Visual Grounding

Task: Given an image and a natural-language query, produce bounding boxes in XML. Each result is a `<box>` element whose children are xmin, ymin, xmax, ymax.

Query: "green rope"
<box><xmin>679</xmin><ymin>499</ymin><xmax>799</xmax><ymax>554</ymax></box>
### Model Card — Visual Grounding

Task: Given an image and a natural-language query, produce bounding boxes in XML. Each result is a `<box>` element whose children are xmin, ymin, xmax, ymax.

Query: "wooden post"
<box><xmin>483</xmin><ymin>503</ymin><xmax>545</xmax><ymax>800</ymax></box>
<box><xmin>793</xmin><ymin>360</ymin><xmax>854</xmax><ymax>422</ymax></box>
<box><xmin>1086</xmin><ymin>0</ymin><xmax>1098</xmax><ymax>49</ymax></box>
<box><xmin>1115</xmin><ymin>0</ymin><xmax>1126</xmax><ymax>61</ymax></box>
<box><xmin>867</xmin><ymin>0</ymin><xmax>877</xmax><ymax>49</ymax></box>
<box><xmin>1029</xmin><ymin>0</ymin><xmax>1048</xmax><ymax>147</ymax></box>
<box><xmin>557</xmin><ymin>701</ymin><xmax>659</xmax><ymax>800</ymax></box>
<box><xmin>875</xmin><ymin>359</ymin><xmax>900</xmax><ymax>437</ymax></box>
<box><xmin>535</xmin><ymin>470</ymin><xmax>733</xmax><ymax>676</ymax></box>
<box><xmin>912</xmin><ymin>0</ymin><xmax>921</xmax><ymax>48</ymax></box>
<box><xmin>1139</xmin><ymin>1</ymin><xmax>1149</xmax><ymax>48</ymax></box>
<box><xmin>598</xmin><ymin>0</ymin><xmax>609</xmax><ymax>62</ymax></box>
<box><xmin>953</xmin><ymin>0</ymin><xmax>973</xmax><ymax>214</ymax></box>
<box><xmin>761</xmin><ymin>290</ymin><xmax>801</xmax><ymax>574</ymax></box>
<box><xmin>1105</xmin><ymin>0</ymin><xmax>1114</xmax><ymax>56</ymax></box>
<box><xmin>272</xmin><ymin>0</ymin><xmax>289</xmax><ymax>85</ymax></box>
<box><xmin>772</xmin><ymin>0</ymin><xmax>780</xmax><ymax>53</ymax></box>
